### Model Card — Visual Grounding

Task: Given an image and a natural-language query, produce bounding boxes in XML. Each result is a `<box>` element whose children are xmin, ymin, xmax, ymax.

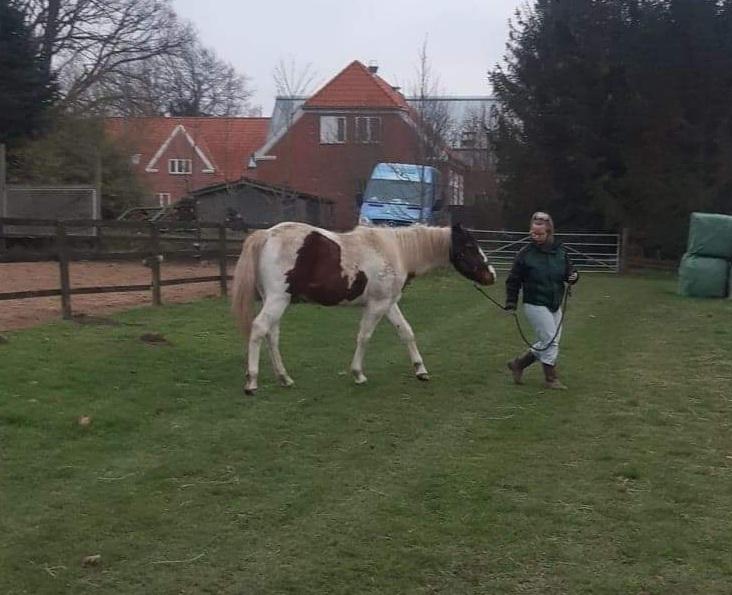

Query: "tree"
<box><xmin>0</xmin><ymin>0</ymin><xmax>56</xmax><ymax>148</ymax></box>
<box><xmin>95</xmin><ymin>39</ymin><xmax>257</xmax><ymax>117</ymax></box>
<box><xmin>489</xmin><ymin>0</ymin><xmax>732</xmax><ymax>256</ymax></box>
<box><xmin>409</xmin><ymin>39</ymin><xmax>452</xmax><ymax>167</ymax></box>
<box><xmin>164</xmin><ymin>42</ymin><xmax>254</xmax><ymax>116</ymax></box>
<box><xmin>11</xmin><ymin>0</ymin><xmax>190</xmax><ymax>112</ymax></box>
<box><xmin>10</xmin><ymin>116</ymin><xmax>147</xmax><ymax>216</ymax></box>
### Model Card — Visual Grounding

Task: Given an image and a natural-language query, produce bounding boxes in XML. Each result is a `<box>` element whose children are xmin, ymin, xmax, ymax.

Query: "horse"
<box><xmin>231</xmin><ymin>221</ymin><xmax>496</xmax><ymax>394</ymax></box>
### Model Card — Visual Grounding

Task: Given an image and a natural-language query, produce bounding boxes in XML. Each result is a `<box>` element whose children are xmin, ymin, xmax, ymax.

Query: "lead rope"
<box><xmin>473</xmin><ymin>284</ymin><xmax>571</xmax><ymax>352</ymax></box>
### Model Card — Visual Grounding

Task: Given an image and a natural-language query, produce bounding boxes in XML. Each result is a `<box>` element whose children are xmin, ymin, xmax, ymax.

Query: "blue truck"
<box><xmin>357</xmin><ymin>163</ymin><xmax>445</xmax><ymax>226</ymax></box>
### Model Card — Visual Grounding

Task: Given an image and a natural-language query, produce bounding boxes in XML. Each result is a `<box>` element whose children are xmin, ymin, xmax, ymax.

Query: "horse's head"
<box><xmin>449</xmin><ymin>223</ymin><xmax>496</xmax><ymax>286</ymax></box>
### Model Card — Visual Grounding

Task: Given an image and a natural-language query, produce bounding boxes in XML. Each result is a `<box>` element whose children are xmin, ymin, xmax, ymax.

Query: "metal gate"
<box><xmin>469</xmin><ymin>229</ymin><xmax>621</xmax><ymax>273</ymax></box>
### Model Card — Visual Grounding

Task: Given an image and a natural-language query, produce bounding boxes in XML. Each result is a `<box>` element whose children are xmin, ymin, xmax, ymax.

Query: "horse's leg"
<box><xmin>246</xmin><ymin>295</ymin><xmax>289</xmax><ymax>395</ymax></box>
<box><xmin>266</xmin><ymin>321</ymin><xmax>294</xmax><ymax>387</ymax></box>
<box><xmin>386</xmin><ymin>303</ymin><xmax>429</xmax><ymax>381</ymax></box>
<box><xmin>350</xmin><ymin>300</ymin><xmax>390</xmax><ymax>384</ymax></box>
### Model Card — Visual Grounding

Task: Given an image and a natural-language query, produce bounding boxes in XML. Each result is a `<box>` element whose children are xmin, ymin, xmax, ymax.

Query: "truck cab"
<box><xmin>358</xmin><ymin>163</ymin><xmax>444</xmax><ymax>227</ymax></box>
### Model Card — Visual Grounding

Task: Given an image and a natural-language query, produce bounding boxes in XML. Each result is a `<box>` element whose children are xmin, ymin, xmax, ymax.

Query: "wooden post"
<box><xmin>619</xmin><ymin>227</ymin><xmax>630</xmax><ymax>274</ymax></box>
<box><xmin>150</xmin><ymin>223</ymin><xmax>162</xmax><ymax>306</ymax></box>
<box><xmin>218</xmin><ymin>224</ymin><xmax>228</xmax><ymax>297</ymax></box>
<box><xmin>0</xmin><ymin>143</ymin><xmax>6</xmax><ymax>253</ymax></box>
<box><xmin>94</xmin><ymin>151</ymin><xmax>103</xmax><ymax>220</ymax></box>
<box><xmin>57</xmin><ymin>221</ymin><xmax>72</xmax><ymax>320</ymax></box>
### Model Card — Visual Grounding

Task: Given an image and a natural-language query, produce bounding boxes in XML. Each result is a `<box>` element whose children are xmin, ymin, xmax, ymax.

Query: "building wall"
<box><xmin>253</xmin><ymin>110</ymin><xmax>423</xmax><ymax>230</ymax></box>
<box><xmin>138</xmin><ymin>133</ymin><xmax>220</xmax><ymax>205</ymax></box>
<box><xmin>195</xmin><ymin>186</ymin><xmax>332</xmax><ymax>228</ymax></box>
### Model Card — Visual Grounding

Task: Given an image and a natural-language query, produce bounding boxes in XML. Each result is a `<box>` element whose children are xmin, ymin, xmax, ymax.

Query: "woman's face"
<box><xmin>530</xmin><ymin>223</ymin><xmax>548</xmax><ymax>245</ymax></box>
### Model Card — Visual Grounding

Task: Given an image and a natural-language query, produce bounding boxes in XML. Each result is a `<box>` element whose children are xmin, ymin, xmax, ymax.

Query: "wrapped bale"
<box><xmin>686</xmin><ymin>212</ymin><xmax>732</xmax><ymax>259</ymax></box>
<box><xmin>678</xmin><ymin>253</ymin><xmax>729</xmax><ymax>298</ymax></box>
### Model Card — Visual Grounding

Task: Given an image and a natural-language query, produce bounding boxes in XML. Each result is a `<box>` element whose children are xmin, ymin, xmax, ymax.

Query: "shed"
<box><xmin>191</xmin><ymin>177</ymin><xmax>334</xmax><ymax>229</ymax></box>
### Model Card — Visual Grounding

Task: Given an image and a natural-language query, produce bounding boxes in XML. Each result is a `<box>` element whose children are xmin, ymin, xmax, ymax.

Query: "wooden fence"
<box><xmin>0</xmin><ymin>217</ymin><xmax>248</xmax><ymax>321</ymax></box>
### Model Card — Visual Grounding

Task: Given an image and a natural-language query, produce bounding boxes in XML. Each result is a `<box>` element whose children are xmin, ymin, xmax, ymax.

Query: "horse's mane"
<box><xmin>353</xmin><ymin>225</ymin><xmax>450</xmax><ymax>275</ymax></box>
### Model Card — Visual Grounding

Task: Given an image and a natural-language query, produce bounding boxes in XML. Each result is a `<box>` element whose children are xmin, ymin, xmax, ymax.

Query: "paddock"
<box><xmin>1</xmin><ymin>270</ymin><xmax>730</xmax><ymax>593</ymax></box>
<box><xmin>0</xmin><ymin>260</ymin><xmax>224</xmax><ymax>331</ymax></box>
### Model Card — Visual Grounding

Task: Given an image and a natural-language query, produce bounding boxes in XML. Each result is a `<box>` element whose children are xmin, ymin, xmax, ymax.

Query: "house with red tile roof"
<box><xmin>251</xmin><ymin>60</ymin><xmax>490</xmax><ymax>229</ymax></box>
<box><xmin>105</xmin><ymin>60</ymin><xmax>495</xmax><ymax>229</ymax></box>
<box><xmin>105</xmin><ymin>116</ymin><xmax>269</xmax><ymax>206</ymax></box>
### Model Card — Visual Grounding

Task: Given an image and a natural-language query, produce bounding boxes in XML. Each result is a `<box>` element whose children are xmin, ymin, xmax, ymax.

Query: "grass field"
<box><xmin>1</xmin><ymin>271</ymin><xmax>731</xmax><ymax>594</ymax></box>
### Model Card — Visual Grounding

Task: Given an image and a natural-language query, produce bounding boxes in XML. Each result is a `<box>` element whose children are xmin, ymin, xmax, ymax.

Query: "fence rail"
<box><xmin>0</xmin><ymin>217</ymin><xmax>246</xmax><ymax>321</ymax></box>
<box><xmin>469</xmin><ymin>229</ymin><xmax>622</xmax><ymax>273</ymax></box>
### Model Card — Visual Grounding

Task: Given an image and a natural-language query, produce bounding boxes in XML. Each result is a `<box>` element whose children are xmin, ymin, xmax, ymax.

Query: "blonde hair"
<box><xmin>530</xmin><ymin>211</ymin><xmax>555</xmax><ymax>241</ymax></box>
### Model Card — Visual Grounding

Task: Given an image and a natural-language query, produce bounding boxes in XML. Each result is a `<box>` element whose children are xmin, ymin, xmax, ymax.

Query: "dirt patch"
<box><xmin>0</xmin><ymin>260</ymin><xmax>229</xmax><ymax>332</ymax></box>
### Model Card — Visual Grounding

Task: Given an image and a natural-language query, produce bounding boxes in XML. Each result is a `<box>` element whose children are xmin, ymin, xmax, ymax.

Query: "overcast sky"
<box><xmin>173</xmin><ymin>0</ymin><xmax>525</xmax><ymax>115</ymax></box>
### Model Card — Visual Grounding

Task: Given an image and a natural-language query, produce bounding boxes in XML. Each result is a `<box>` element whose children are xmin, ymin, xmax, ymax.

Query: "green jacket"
<box><xmin>505</xmin><ymin>241</ymin><xmax>577</xmax><ymax>312</ymax></box>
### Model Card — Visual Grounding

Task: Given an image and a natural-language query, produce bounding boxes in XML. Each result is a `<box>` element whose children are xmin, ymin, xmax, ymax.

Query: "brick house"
<box><xmin>106</xmin><ymin>60</ymin><xmax>496</xmax><ymax>229</ymax></box>
<box><xmin>251</xmin><ymin>60</ymin><xmax>489</xmax><ymax>230</ymax></box>
<box><xmin>106</xmin><ymin>116</ymin><xmax>269</xmax><ymax>207</ymax></box>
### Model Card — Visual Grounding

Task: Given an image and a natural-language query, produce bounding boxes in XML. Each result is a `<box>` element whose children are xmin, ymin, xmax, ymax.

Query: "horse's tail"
<box><xmin>231</xmin><ymin>229</ymin><xmax>268</xmax><ymax>338</ymax></box>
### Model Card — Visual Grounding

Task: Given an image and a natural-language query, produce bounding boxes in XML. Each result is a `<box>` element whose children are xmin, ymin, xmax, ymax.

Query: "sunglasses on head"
<box><xmin>532</xmin><ymin>213</ymin><xmax>550</xmax><ymax>222</ymax></box>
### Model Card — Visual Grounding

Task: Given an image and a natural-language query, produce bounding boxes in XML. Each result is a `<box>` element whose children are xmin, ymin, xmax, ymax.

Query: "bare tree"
<box><xmin>164</xmin><ymin>43</ymin><xmax>255</xmax><ymax>116</ymax></box>
<box><xmin>273</xmin><ymin>56</ymin><xmax>318</xmax><ymax>98</ymax></box>
<box><xmin>410</xmin><ymin>38</ymin><xmax>452</xmax><ymax>166</ymax></box>
<box><xmin>89</xmin><ymin>39</ymin><xmax>257</xmax><ymax>117</ymax></box>
<box><xmin>268</xmin><ymin>57</ymin><xmax>319</xmax><ymax>220</ymax></box>
<box><xmin>12</xmin><ymin>0</ymin><xmax>191</xmax><ymax>111</ymax></box>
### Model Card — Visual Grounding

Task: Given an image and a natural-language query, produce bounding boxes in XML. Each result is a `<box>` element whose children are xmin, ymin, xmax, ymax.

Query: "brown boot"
<box><xmin>542</xmin><ymin>363</ymin><xmax>568</xmax><ymax>390</ymax></box>
<box><xmin>507</xmin><ymin>351</ymin><xmax>536</xmax><ymax>385</ymax></box>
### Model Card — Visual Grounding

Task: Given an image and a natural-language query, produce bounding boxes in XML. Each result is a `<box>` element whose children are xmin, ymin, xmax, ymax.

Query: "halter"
<box><xmin>473</xmin><ymin>284</ymin><xmax>571</xmax><ymax>352</ymax></box>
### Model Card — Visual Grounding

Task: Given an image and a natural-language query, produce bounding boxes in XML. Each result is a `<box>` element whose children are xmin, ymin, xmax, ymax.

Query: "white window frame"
<box><xmin>355</xmin><ymin>116</ymin><xmax>382</xmax><ymax>143</ymax></box>
<box><xmin>320</xmin><ymin>116</ymin><xmax>347</xmax><ymax>144</ymax></box>
<box><xmin>156</xmin><ymin>192</ymin><xmax>171</xmax><ymax>206</ymax></box>
<box><xmin>168</xmin><ymin>158</ymin><xmax>192</xmax><ymax>175</ymax></box>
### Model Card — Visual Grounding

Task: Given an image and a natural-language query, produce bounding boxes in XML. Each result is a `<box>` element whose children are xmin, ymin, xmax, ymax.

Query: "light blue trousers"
<box><xmin>523</xmin><ymin>303</ymin><xmax>563</xmax><ymax>366</ymax></box>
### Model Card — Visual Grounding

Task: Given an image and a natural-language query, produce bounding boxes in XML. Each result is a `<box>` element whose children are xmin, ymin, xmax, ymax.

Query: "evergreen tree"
<box><xmin>0</xmin><ymin>1</ymin><xmax>56</xmax><ymax>148</ymax></box>
<box><xmin>10</xmin><ymin>116</ymin><xmax>146</xmax><ymax>217</ymax></box>
<box><xmin>490</xmin><ymin>0</ymin><xmax>732</xmax><ymax>257</ymax></box>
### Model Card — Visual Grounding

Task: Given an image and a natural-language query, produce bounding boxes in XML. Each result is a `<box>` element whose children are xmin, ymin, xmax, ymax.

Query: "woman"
<box><xmin>505</xmin><ymin>212</ymin><xmax>579</xmax><ymax>389</ymax></box>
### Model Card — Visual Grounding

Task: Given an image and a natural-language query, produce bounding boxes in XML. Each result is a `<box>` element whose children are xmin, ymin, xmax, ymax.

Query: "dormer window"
<box><xmin>320</xmin><ymin>116</ymin><xmax>347</xmax><ymax>144</ymax></box>
<box><xmin>169</xmin><ymin>158</ymin><xmax>192</xmax><ymax>174</ymax></box>
<box><xmin>355</xmin><ymin>117</ymin><xmax>381</xmax><ymax>143</ymax></box>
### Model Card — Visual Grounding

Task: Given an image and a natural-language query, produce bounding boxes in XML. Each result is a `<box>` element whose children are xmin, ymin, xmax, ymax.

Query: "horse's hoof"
<box><xmin>244</xmin><ymin>387</ymin><xmax>256</xmax><ymax>396</ymax></box>
<box><xmin>279</xmin><ymin>376</ymin><xmax>294</xmax><ymax>387</ymax></box>
<box><xmin>416</xmin><ymin>373</ymin><xmax>430</xmax><ymax>382</ymax></box>
<box><xmin>353</xmin><ymin>373</ymin><xmax>368</xmax><ymax>385</ymax></box>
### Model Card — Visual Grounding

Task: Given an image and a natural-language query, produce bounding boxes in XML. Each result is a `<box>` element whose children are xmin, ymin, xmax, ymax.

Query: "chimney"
<box><xmin>367</xmin><ymin>60</ymin><xmax>379</xmax><ymax>74</ymax></box>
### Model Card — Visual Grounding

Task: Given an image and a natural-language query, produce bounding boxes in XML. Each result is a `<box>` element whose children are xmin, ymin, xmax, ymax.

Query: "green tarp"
<box><xmin>686</xmin><ymin>212</ymin><xmax>732</xmax><ymax>259</ymax></box>
<box><xmin>678</xmin><ymin>253</ymin><xmax>729</xmax><ymax>298</ymax></box>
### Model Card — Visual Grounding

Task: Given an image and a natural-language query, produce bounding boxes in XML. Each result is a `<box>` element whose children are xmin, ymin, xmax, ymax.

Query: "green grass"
<box><xmin>1</xmin><ymin>271</ymin><xmax>731</xmax><ymax>594</ymax></box>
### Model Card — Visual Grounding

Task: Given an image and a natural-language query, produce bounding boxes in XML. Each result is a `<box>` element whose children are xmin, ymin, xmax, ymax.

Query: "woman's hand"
<box><xmin>567</xmin><ymin>271</ymin><xmax>579</xmax><ymax>285</ymax></box>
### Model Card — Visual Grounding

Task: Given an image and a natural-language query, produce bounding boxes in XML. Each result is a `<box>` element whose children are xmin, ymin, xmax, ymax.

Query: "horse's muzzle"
<box><xmin>477</xmin><ymin>268</ymin><xmax>496</xmax><ymax>286</ymax></box>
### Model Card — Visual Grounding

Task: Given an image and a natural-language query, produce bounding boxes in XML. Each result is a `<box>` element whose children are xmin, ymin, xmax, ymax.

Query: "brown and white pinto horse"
<box><xmin>231</xmin><ymin>221</ymin><xmax>495</xmax><ymax>394</ymax></box>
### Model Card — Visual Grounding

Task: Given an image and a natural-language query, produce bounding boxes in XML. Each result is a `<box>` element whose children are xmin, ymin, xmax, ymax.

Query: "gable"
<box><xmin>145</xmin><ymin>124</ymin><xmax>215</xmax><ymax>173</ymax></box>
<box><xmin>305</xmin><ymin>61</ymin><xmax>408</xmax><ymax>110</ymax></box>
<box><xmin>105</xmin><ymin>117</ymin><xmax>270</xmax><ymax>181</ymax></box>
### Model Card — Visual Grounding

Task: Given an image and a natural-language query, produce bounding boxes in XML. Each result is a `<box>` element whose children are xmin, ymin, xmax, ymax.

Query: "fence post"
<box><xmin>0</xmin><ymin>143</ymin><xmax>6</xmax><ymax>253</ymax></box>
<box><xmin>149</xmin><ymin>223</ymin><xmax>162</xmax><ymax>306</ymax></box>
<box><xmin>619</xmin><ymin>227</ymin><xmax>630</xmax><ymax>274</ymax></box>
<box><xmin>57</xmin><ymin>221</ymin><xmax>72</xmax><ymax>320</ymax></box>
<box><xmin>218</xmin><ymin>224</ymin><xmax>228</xmax><ymax>297</ymax></box>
